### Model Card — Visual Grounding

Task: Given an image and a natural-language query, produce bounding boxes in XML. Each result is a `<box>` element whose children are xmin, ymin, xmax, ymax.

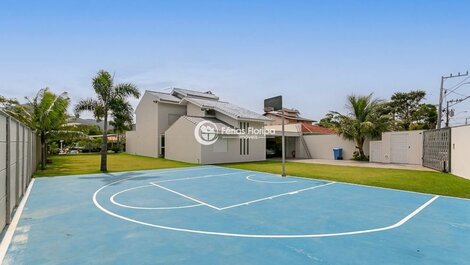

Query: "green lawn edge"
<box><xmin>33</xmin><ymin>153</ymin><xmax>196</xmax><ymax>177</ymax></box>
<box><xmin>34</xmin><ymin>154</ymin><xmax>470</xmax><ymax>199</ymax></box>
<box><xmin>222</xmin><ymin>161</ymin><xmax>470</xmax><ymax>199</ymax></box>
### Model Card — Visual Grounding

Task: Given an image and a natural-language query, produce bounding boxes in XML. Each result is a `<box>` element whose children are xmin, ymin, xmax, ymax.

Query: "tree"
<box><xmin>333</xmin><ymin>94</ymin><xmax>388</xmax><ymax>160</ymax></box>
<box><xmin>385</xmin><ymin>90</ymin><xmax>436</xmax><ymax>130</ymax></box>
<box><xmin>0</xmin><ymin>96</ymin><xmax>30</xmax><ymax>124</ymax></box>
<box><xmin>2</xmin><ymin>89</ymin><xmax>70</xmax><ymax>169</ymax></box>
<box><xmin>318</xmin><ymin>112</ymin><xmax>340</xmax><ymax>130</ymax></box>
<box><xmin>411</xmin><ymin>103</ymin><xmax>437</xmax><ymax>130</ymax></box>
<box><xmin>109</xmin><ymin>99</ymin><xmax>134</xmax><ymax>152</ymax></box>
<box><xmin>74</xmin><ymin>70</ymin><xmax>140</xmax><ymax>171</ymax></box>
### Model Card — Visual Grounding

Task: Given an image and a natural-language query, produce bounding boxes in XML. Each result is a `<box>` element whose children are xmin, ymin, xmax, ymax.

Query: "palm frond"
<box><xmin>92</xmin><ymin>70</ymin><xmax>113</xmax><ymax>103</ymax></box>
<box><xmin>74</xmin><ymin>98</ymin><xmax>99</xmax><ymax>116</ymax></box>
<box><xmin>113</xmin><ymin>83</ymin><xmax>140</xmax><ymax>99</ymax></box>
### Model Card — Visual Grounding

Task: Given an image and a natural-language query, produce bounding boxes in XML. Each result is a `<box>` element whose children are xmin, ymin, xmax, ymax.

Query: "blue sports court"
<box><xmin>2</xmin><ymin>166</ymin><xmax>470</xmax><ymax>264</ymax></box>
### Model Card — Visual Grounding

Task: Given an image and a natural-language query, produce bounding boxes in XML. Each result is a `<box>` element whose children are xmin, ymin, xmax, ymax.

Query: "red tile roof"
<box><xmin>301</xmin><ymin>123</ymin><xmax>336</xmax><ymax>134</ymax></box>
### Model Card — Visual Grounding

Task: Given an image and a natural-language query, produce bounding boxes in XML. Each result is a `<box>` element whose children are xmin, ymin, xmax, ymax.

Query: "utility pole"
<box><xmin>445</xmin><ymin>100</ymin><xmax>451</xmax><ymax>128</ymax></box>
<box><xmin>281</xmin><ymin>108</ymin><xmax>286</xmax><ymax>177</ymax></box>
<box><xmin>437</xmin><ymin>71</ymin><xmax>469</xmax><ymax>129</ymax></box>
<box><xmin>445</xmin><ymin>96</ymin><xmax>470</xmax><ymax>127</ymax></box>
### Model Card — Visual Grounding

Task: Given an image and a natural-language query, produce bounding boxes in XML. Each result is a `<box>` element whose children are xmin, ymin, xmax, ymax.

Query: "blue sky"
<box><xmin>1</xmin><ymin>0</ymin><xmax>470</xmax><ymax>124</ymax></box>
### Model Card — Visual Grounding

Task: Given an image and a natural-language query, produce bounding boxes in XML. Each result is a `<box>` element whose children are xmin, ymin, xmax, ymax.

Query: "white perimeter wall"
<box><xmin>451</xmin><ymin>125</ymin><xmax>470</xmax><ymax>180</ymax></box>
<box><xmin>370</xmin><ymin>131</ymin><xmax>423</xmax><ymax>165</ymax></box>
<box><xmin>303</xmin><ymin>134</ymin><xmax>369</xmax><ymax>160</ymax></box>
<box><xmin>0</xmin><ymin>112</ymin><xmax>38</xmax><ymax>233</ymax></box>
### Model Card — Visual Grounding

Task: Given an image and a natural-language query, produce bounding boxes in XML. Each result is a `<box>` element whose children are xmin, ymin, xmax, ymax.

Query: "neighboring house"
<box><xmin>126</xmin><ymin>88</ymin><xmax>270</xmax><ymax>164</ymax></box>
<box><xmin>264</xmin><ymin>108</ymin><xmax>336</xmax><ymax>159</ymax></box>
<box><xmin>264</xmin><ymin>108</ymin><xmax>315</xmax><ymax>126</ymax></box>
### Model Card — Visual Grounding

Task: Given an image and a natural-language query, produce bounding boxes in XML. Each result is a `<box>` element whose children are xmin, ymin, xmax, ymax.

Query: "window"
<box><xmin>246</xmin><ymin>138</ymin><xmax>249</xmax><ymax>155</ymax></box>
<box><xmin>239</xmin><ymin>122</ymin><xmax>250</xmax><ymax>155</ymax></box>
<box><xmin>205</xmin><ymin>109</ymin><xmax>216</xmax><ymax>116</ymax></box>
<box><xmin>159</xmin><ymin>134</ymin><xmax>165</xmax><ymax>157</ymax></box>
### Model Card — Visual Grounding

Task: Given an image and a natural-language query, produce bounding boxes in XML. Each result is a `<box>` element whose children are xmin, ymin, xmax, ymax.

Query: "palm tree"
<box><xmin>109</xmin><ymin>99</ymin><xmax>134</xmax><ymax>152</ymax></box>
<box><xmin>2</xmin><ymin>88</ymin><xmax>70</xmax><ymax>169</ymax></box>
<box><xmin>333</xmin><ymin>94</ymin><xmax>388</xmax><ymax>160</ymax></box>
<box><xmin>74</xmin><ymin>70</ymin><xmax>140</xmax><ymax>171</ymax></box>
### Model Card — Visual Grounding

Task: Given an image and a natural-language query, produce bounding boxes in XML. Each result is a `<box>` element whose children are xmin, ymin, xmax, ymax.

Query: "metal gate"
<box><xmin>422</xmin><ymin>128</ymin><xmax>451</xmax><ymax>172</ymax></box>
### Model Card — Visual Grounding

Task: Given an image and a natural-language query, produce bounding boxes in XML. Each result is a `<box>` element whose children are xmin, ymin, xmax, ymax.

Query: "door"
<box><xmin>369</xmin><ymin>141</ymin><xmax>382</xmax><ymax>163</ymax></box>
<box><xmin>390</xmin><ymin>134</ymin><xmax>408</xmax><ymax>164</ymax></box>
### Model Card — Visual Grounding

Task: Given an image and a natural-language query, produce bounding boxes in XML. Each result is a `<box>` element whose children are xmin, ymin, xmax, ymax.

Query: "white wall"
<box><xmin>156</xmin><ymin>103</ymin><xmax>187</xmax><ymax>156</ymax></box>
<box><xmin>165</xmin><ymin>117</ymin><xmax>201</xmax><ymax>164</ymax></box>
<box><xmin>369</xmin><ymin>141</ymin><xmax>382</xmax><ymax>163</ymax></box>
<box><xmin>0</xmin><ymin>111</ymin><xmax>38</xmax><ymax>232</ymax></box>
<box><xmin>187</xmin><ymin>102</ymin><xmax>205</xmax><ymax>117</ymax></box>
<box><xmin>127</xmin><ymin>92</ymin><xmax>158</xmax><ymax>157</ymax></box>
<box><xmin>201</xmin><ymin>121</ymin><xmax>266</xmax><ymax>164</ymax></box>
<box><xmin>370</xmin><ymin>131</ymin><xmax>423</xmax><ymax>165</ymax></box>
<box><xmin>165</xmin><ymin>117</ymin><xmax>266</xmax><ymax>164</ymax></box>
<box><xmin>127</xmin><ymin>92</ymin><xmax>186</xmax><ymax>158</ymax></box>
<box><xmin>303</xmin><ymin>134</ymin><xmax>369</xmax><ymax>160</ymax></box>
<box><xmin>451</xmin><ymin>125</ymin><xmax>470</xmax><ymax>180</ymax></box>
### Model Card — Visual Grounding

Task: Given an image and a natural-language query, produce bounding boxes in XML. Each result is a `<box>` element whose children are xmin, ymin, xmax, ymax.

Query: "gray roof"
<box><xmin>185</xmin><ymin>98</ymin><xmax>270</xmax><ymax>122</ymax></box>
<box><xmin>183</xmin><ymin>116</ymin><xmax>233</xmax><ymax>133</ymax></box>
<box><xmin>147</xmin><ymin>91</ymin><xmax>180</xmax><ymax>102</ymax></box>
<box><xmin>172</xmin><ymin>88</ymin><xmax>219</xmax><ymax>100</ymax></box>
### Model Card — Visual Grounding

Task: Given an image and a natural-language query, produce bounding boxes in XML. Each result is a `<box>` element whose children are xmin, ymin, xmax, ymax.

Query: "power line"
<box><xmin>446</xmin><ymin>81</ymin><xmax>470</xmax><ymax>97</ymax></box>
<box><xmin>449</xmin><ymin>96</ymin><xmax>470</xmax><ymax>108</ymax></box>
<box><xmin>445</xmin><ymin>96</ymin><xmax>470</xmax><ymax>127</ymax></box>
<box><xmin>450</xmin><ymin>90</ymin><xmax>468</xmax><ymax>98</ymax></box>
<box><xmin>446</xmin><ymin>76</ymin><xmax>470</xmax><ymax>95</ymax></box>
<box><xmin>438</xmin><ymin>71</ymin><xmax>469</xmax><ymax>129</ymax></box>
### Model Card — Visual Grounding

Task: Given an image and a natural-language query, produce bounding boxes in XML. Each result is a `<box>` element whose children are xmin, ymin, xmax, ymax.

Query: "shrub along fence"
<box><xmin>0</xmin><ymin>111</ymin><xmax>39</xmax><ymax>232</ymax></box>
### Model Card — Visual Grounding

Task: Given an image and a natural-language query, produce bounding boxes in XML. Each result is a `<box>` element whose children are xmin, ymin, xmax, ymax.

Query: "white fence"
<box><xmin>0</xmin><ymin>111</ymin><xmax>39</xmax><ymax>232</ymax></box>
<box><xmin>370</xmin><ymin>131</ymin><xmax>424</xmax><ymax>165</ymax></box>
<box><xmin>303</xmin><ymin>134</ymin><xmax>370</xmax><ymax>160</ymax></box>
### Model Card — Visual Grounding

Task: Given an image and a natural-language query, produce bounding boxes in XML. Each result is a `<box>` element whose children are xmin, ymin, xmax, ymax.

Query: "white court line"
<box><xmin>149</xmin><ymin>180</ymin><xmax>335</xmax><ymax>211</ymax></box>
<box><xmin>96</xmin><ymin>168</ymin><xmax>245</xmax><ymax>191</ymax></box>
<box><xmin>219</xmin><ymin>182</ymin><xmax>335</xmax><ymax>210</ymax></box>
<box><xmin>150</xmin><ymin>183</ymin><xmax>222</xmax><ymax>211</ymax></box>
<box><xmin>220</xmin><ymin>166</ymin><xmax>470</xmax><ymax>202</ymax></box>
<box><xmin>0</xmin><ymin>179</ymin><xmax>35</xmax><ymax>263</ymax></box>
<box><xmin>110</xmin><ymin>185</ymin><xmax>203</xmax><ymax>210</ymax></box>
<box><xmin>93</xmin><ymin>174</ymin><xmax>441</xmax><ymax>238</ymax></box>
<box><xmin>246</xmin><ymin>174</ymin><xmax>298</xmax><ymax>184</ymax></box>
<box><xmin>153</xmin><ymin>172</ymin><xmax>245</xmax><ymax>183</ymax></box>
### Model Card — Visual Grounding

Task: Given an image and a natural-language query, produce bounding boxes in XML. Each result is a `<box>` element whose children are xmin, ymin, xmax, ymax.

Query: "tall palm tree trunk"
<box><xmin>355</xmin><ymin>137</ymin><xmax>366</xmax><ymax>160</ymax></box>
<box><xmin>101</xmin><ymin>114</ymin><xmax>108</xmax><ymax>172</ymax></box>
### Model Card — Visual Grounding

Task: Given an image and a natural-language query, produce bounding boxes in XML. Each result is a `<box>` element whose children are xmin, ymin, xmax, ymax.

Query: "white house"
<box><xmin>126</xmin><ymin>88</ymin><xmax>270</xmax><ymax>164</ymax></box>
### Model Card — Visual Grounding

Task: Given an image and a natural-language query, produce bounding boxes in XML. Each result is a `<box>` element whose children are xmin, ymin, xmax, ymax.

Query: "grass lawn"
<box><xmin>34</xmin><ymin>153</ymin><xmax>194</xmax><ymax>177</ymax></box>
<box><xmin>35</xmin><ymin>154</ymin><xmax>470</xmax><ymax>199</ymax></box>
<box><xmin>223</xmin><ymin>161</ymin><xmax>470</xmax><ymax>199</ymax></box>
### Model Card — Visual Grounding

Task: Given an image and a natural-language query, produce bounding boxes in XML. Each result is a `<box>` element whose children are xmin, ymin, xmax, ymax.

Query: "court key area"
<box><xmin>2</xmin><ymin>166</ymin><xmax>470</xmax><ymax>264</ymax></box>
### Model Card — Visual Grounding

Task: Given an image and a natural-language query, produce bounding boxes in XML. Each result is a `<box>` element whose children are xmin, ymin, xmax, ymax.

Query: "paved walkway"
<box><xmin>286</xmin><ymin>158</ymin><xmax>435</xmax><ymax>171</ymax></box>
